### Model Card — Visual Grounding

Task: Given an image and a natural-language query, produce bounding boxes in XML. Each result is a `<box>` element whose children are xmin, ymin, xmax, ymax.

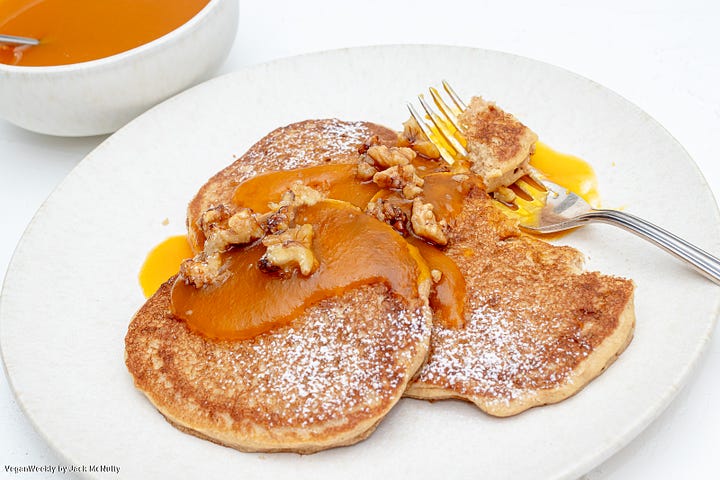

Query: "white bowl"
<box><xmin>0</xmin><ymin>0</ymin><xmax>238</xmax><ymax>137</ymax></box>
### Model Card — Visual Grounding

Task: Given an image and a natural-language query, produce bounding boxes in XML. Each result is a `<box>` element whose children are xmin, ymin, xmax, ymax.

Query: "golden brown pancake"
<box><xmin>404</xmin><ymin>186</ymin><xmax>635</xmax><ymax>416</ymax></box>
<box><xmin>126</xmin><ymin>119</ymin><xmax>433</xmax><ymax>453</ymax></box>
<box><xmin>187</xmin><ymin>119</ymin><xmax>398</xmax><ymax>252</ymax></box>
<box><xmin>458</xmin><ymin>97</ymin><xmax>538</xmax><ymax>192</ymax></box>
<box><xmin>126</xmin><ymin>280</ymin><xmax>431</xmax><ymax>453</ymax></box>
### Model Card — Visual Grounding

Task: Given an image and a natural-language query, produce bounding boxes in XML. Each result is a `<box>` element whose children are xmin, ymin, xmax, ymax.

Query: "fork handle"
<box><xmin>585</xmin><ymin>209</ymin><xmax>720</xmax><ymax>285</ymax></box>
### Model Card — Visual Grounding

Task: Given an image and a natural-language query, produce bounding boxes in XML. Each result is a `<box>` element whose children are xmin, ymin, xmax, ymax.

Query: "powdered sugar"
<box><xmin>417</xmin><ymin>296</ymin><xmax>591</xmax><ymax>403</ymax></box>
<box><xmin>410</xmin><ymin>190</ymin><xmax>631</xmax><ymax>411</ymax></box>
<box><xmin>161</xmin><ymin>285</ymin><xmax>431</xmax><ymax>429</ymax></box>
<box><xmin>239</xmin><ymin>119</ymin><xmax>373</xmax><ymax>176</ymax></box>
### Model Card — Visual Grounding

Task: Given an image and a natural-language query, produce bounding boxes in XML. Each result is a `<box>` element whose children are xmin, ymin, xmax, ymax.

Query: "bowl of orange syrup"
<box><xmin>0</xmin><ymin>0</ymin><xmax>238</xmax><ymax>136</ymax></box>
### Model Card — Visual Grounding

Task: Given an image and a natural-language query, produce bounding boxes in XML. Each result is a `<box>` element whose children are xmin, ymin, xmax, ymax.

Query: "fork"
<box><xmin>408</xmin><ymin>81</ymin><xmax>720</xmax><ymax>285</ymax></box>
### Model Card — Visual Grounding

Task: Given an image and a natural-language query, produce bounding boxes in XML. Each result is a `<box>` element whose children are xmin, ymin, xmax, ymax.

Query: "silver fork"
<box><xmin>408</xmin><ymin>81</ymin><xmax>720</xmax><ymax>285</ymax></box>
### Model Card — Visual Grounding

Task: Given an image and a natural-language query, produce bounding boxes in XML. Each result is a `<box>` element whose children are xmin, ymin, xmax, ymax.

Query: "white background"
<box><xmin>1</xmin><ymin>0</ymin><xmax>718</xmax><ymax>478</ymax></box>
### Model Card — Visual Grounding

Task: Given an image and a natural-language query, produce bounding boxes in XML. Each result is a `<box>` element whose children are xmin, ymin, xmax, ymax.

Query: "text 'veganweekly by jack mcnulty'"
<box><xmin>4</xmin><ymin>464</ymin><xmax>120</xmax><ymax>475</ymax></box>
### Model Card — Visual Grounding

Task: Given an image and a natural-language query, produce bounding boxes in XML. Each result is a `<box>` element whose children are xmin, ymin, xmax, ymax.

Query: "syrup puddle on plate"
<box><xmin>139</xmin><ymin>234</ymin><xmax>193</xmax><ymax>298</ymax></box>
<box><xmin>498</xmin><ymin>142</ymin><xmax>600</xmax><ymax>233</ymax></box>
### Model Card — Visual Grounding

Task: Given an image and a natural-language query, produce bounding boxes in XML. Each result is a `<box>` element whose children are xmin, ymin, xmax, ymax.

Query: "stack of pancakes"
<box><xmin>126</xmin><ymin>116</ymin><xmax>635</xmax><ymax>453</ymax></box>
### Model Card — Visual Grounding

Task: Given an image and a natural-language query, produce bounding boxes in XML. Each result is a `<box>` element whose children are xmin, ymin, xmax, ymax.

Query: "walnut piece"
<box><xmin>367</xmin><ymin>145</ymin><xmax>416</xmax><ymax>168</ymax></box>
<box><xmin>202</xmin><ymin>207</ymin><xmax>263</xmax><ymax>258</ymax></box>
<box><xmin>260</xmin><ymin>182</ymin><xmax>324</xmax><ymax>235</ymax></box>
<box><xmin>197</xmin><ymin>205</ymin><xmax>263</xmax><ymax>252</ymax></box>
<box><xmin>356</xmin><ymin>160</ymin><xmax>378</xmax><ymax>181</ymax></box>
<box><xmin>399</xmin><ymin>117</ymin><xmax>441</xmax><ymax>159</ymax></box>
<box><xmin>199</xmin><ymin>204</ymin><xmax>230</xmax><ymax>226</ymax></box>
<box><xmin>227</xmin><ymin>208</ymin><xmax>264</xmax><ymax>243</ymax></box>
<box><xmin>179</xmin><ymin>252</ymin><xmax>225</xmax><ymax>288</ymax></box>
<box><xmin>268</xmin><ymin>181</ymin><xmax>324</xmax><ymax>211</ymax></box>
<box><xmin>431</xmin><ymin>269</ymin><xmax>443</xmax><ymax>283</ymax></box>
<box><xmin>183</xmin><ymin>205</ymin><xmax>265</xmax><ymax>287</ymax></box>
<box><xmin>259</xmin><ymin>206</ymin><xmax>294</xmax><ymax>235</ymax></box>
<box><xmin>198</xmin><ymin>204</ymin><xmax>233</xmax><ymax>236</ymax></box>
<box><xmin>372</xmin><ymin>164</ymin><xmax>424</xmax><ymax>199</ymax></box>
<box><xmin>289</xmin><ymin>181</ymin><xmax>324</xmax><ymax>206</ymax></box>
<box><xmin>182</xmin><ymin>183</ymin><xmax>325</xmax><ymax>287</ymax></box>
<box><xmin>411</xmin><ymin>198</ymin><xmax>448</xmax><ymax>245</ymax></box>
<box><xmin>365</xmin><ymin>198</ymin><xmax>409</xmax><ymax>235</ymax></box>
<box><xmin>356</xmin><ymin>140</ymin><xmax>418</xmax><ymax>182</ymax></box>
<box><xmin>259</xmin><ymin>224</ymin><xmax>318</xmax><ymax>276</ymax></box>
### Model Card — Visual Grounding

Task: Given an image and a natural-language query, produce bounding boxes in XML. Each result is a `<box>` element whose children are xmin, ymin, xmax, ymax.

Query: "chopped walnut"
<box><xmin>260</xmin><ymin>243</ymin><xmax>317</xmax><ymax>276</ymax></box>
<box><xmin>182</xmin><ymin>184</ymin><xmax>325</xmax><ymax>287</ymax></box>
<box><xmin>258</xmin><ymin>206</ymin><xmax>294</xmax><ymax>235</ymax></box>
<box><xmin>262</xmin><ymin>223</ymin><xmax>313</xmax><ymax>248</ymax></box>
<box><xmin>367</xmin><ymin>145</ymin><xmax>416</xmax><ymax>168</ymax></box>
<box><xmin>399</xmin><ymin>117</ymin><xmax>441</xmax><ymax>159</ymax></box>
<box><xmin>289</xmin><ymin>181</ymin><xmax>324</xmax><ymax>206</ymax></box>
<box><xmin>431</xmin><ymin>269</ymin><xmax>443</xmax><ymax>283</ymax></box>
<box><xmin>402</xmin><ymin>182</ymin><xmax>424</xmax><ymax>200</ymax></box>
<box><xmin>357</xmin><ymin>143</ymin><xmax>416</xmax><ymax>182</ymax></box>
<box><xmin>365</xmin><ymin>198</ymin><xmax>409</xmax><ymax>235</ymax></box>
<box><xmin>202</xmin><ymin>207</ymin><xmax>263</xmax><ymax>255</ymax></box>
<box><xmin>259</xmin><ymin>224</ymin><xmax>318</xmax><ymax>276</ymax></box>
<box><xmin>179</xmin><ymin>252</ymin><xmax>225</xmax><ymax>288</ymax></box>
<box><xmin>260</xmin><ymin>182</ymin><xmax>324</xmax><ymax>235</ymax></box>
<box><xmin>358</xmin><ymin>135</ymin><xmax>379</xmax><ymax>155</ymax></box>
<box><xmin>268</xmin><ymin>181</ymin><xmax>324</xmax><ymax>211</ymax></box>
<box><xmin>183</xmin><ymin>205</ymin><xmax>265</xmax><ymax>287</ymax></box>
<box><xmin>227</xmin><ymin>208</ymin><xmax>264</xmax><ymax>243</ymax></box>
<box><xmin>197</xmin><ymin>205</ymin><xmax>263</xmax><ymax>249</ymax></box>
<box><xmin>372</xmin><ymin>164</ymin><xmax>424</xmax><ymax>199</ymax></box>
<box><xmin>411</xmin><ymin>198</ymin><xmax>448</xmax><ymax>245</ymax></box>
<box><xmin>356</xmin><ymin>160</ymin><xmax>378</xmax><ymax>181</ymax></box>
<box><xmin>198</xmin><ymin>204</ymin><xmax>233</xmax><ymax>236</ymax></box>
<box><xmin>203</xmin><ymin>229</ymin><xmax>238</xmax><ymax>258</ymax></box>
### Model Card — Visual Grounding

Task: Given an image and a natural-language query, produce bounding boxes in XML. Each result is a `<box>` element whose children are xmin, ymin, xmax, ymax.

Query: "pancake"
<box><xmin>126</xmin><ymin>119</ymin><xmax>433</xmax><ymax>453</ymax></box>
<box><xmin>126</xmin><ymin>280</ymin><xmax>431</xmax><ymax>453</ymax></box>
<box><xmin>187</xmin><ymin>119</ymin><xmax>398</xmax><ymax>252</ymax></box>
<box><xmin>458</xmin><ymin>96</ymin><xmax>538</xmax><ymax>192</ymax></box>
<box><xmin>404</xmin><ymin>185</ymin><xmax>635</xmax><ymax>416</ymax></box>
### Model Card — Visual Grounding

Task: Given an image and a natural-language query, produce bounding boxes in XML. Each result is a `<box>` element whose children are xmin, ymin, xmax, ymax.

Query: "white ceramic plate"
<box><xmin>2</xmin><ymin>46</ymin><xmax>719</xmax><ymax>480</ymax></box>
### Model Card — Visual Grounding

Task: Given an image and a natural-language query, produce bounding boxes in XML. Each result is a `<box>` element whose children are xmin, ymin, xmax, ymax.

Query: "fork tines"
<box><xmin>407</xmin><ymin>81</ymin><xmax>547</xmax><ymax>209</ymax></box>
<box><xmin>407</xmin><ymin>80</ymin><xmax>468</xmax><ymax>164</ymax></box>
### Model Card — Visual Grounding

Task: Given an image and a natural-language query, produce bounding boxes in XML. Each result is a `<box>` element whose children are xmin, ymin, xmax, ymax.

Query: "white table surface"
<box><xmin>1</xmin><ymin>1</ymin><xmax>718</xmax><ymax>478</ymax></box>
